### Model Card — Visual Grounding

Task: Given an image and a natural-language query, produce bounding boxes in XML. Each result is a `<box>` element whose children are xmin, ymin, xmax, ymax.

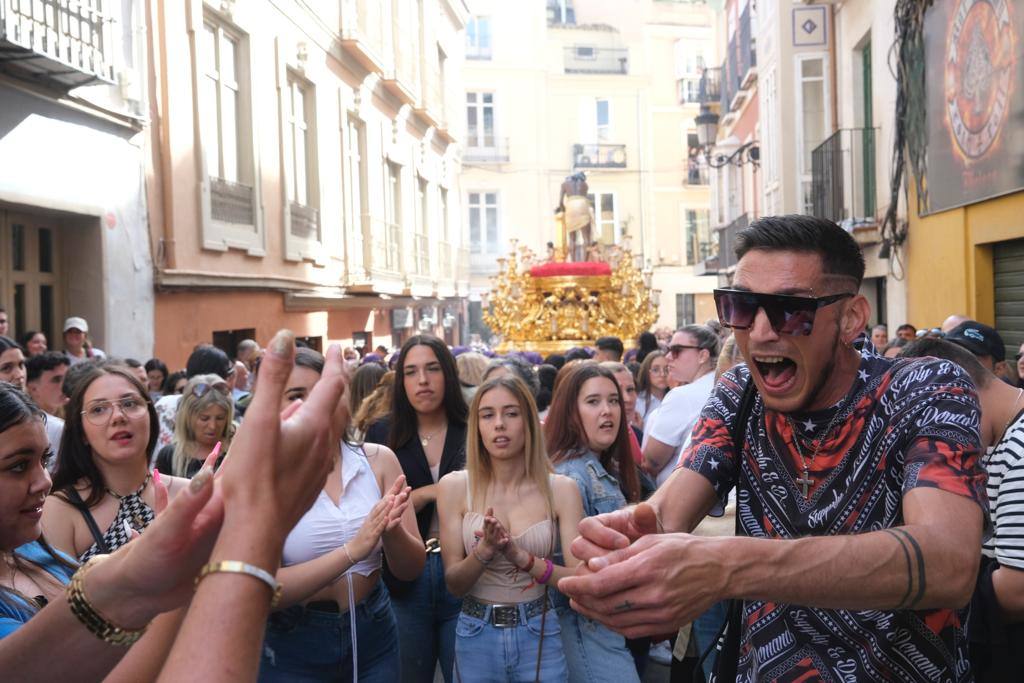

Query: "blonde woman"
<box><xmin>437</xmin><ymin>376</ymin><xmax>585</xmax><ymax>682</ymax></box>
<box><xmin>154</xmin><ymin>374</ymin><xmax>232</xmax><ymax>478</ymax></box>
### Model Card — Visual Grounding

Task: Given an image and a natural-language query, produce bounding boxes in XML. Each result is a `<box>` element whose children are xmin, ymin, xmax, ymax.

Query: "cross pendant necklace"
<box><xmin>789</xmin><ymin>409</ymin><xmax>844</xmax><ymax>499</ymax></box>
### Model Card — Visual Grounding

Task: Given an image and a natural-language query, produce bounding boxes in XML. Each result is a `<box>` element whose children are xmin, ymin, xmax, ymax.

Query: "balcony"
<box><xmin>413</xmin><ymin>234</ymin><xmax>430</xmax><ymax>276</ymax></box>
<box><xmin>438</xmin><ymin>240</ymin><xmax>453</xmax><ymax>279</ymax></box>
<box><xmin>340</xmin><ymin>0</ymin><xmax>390</xmax><ymax>73</ymax></box>
<box><xmin>464</xmin><ymin>138</ymin><xmax>509</xmax><ymax>164</ymax></box>
<box><xmin>700</xmin><ymin>213</ymin><xmax>748</xmax><ymax>275</ymax></box>
<box><xmin>698</xmin><ymin>67</ymin><xmax>721</xmax><ymax>107</ymax></box>
<box><xmin>563</xmin><ymin>46</ymin><xmax>628</xmax><ymax>75</ymax></box>
<box><xmin>0</xmin><ymin>0</ymin><xmax>118</xmax><ymax>88</ymax></box>
<box><xmin>573</xmin><ymin>143</ymin><xmax>626</xmax><ymax>169</ymax></box>
<box><xmin>415</xmin><ymin>74</ymin><xmax>445</xmax><ymax>129</ymax></box>
<box><xmin>289</xmin><ymin>202</ymin><xmax>319</xmax><ymax>240</ymax></box>
<box><xmin>684</xmin><ymin>160</ymin><xmax>709</xmax><ymax>186</ymax></box>
<box><xmin>811</xmin><ymin>128</ymin><xmax>878</xmax><ymax>225</ymax></box>
<box><xmin>364</xmin><ymin>217</ymin><xmax>401</xmax><ymax>275</ymax></box>
<box><xmin>720</xmin><ymin>5</ymin><xmax>756</xmax><ymax>114</ymax></box>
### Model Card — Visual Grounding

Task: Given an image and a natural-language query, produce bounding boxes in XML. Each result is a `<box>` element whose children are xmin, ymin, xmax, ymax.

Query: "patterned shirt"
<box><xmin>681</xmin><ymin>343</ymin><xmax>986</xmax><ymax>682</ymax></box>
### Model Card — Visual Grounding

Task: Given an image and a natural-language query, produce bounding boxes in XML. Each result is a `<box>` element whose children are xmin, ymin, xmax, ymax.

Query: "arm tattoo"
<box><xmin>882</xmin><ymin>528</ymin><xmax>927</xmax><ymax>609</ymax></box>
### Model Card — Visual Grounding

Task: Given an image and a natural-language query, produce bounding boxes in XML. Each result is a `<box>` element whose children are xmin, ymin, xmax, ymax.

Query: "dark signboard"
<box><xmin>923</xmin><ymin>0</ymin><xmax>1024</xmax><ymax>214</ymax></box>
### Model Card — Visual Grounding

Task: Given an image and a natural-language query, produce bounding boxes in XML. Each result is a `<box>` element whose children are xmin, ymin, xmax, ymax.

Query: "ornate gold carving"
<box><xmin>484</xmin><ymin>240</ymin><xmax>657</xmax><ymax>353</ymax></box>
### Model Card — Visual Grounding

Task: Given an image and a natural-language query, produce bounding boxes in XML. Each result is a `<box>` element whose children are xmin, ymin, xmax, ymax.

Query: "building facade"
<box><xmin>0</xmin><ymin>0</ymin><xmax>154</xmax><ymax>357</ymax></box>
<box><xmin>461</xmin><ymin>0</ymin><xmax>719</xmax><ymax>339</ymax></box>
<box><xmin>147</xmin><ymin>0</ymin><xmax>470</xmax><ymax>367</ymax></box>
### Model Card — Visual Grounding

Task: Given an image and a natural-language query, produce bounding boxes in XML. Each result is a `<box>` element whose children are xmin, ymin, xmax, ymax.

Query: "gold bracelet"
<box><xmin>195</xmin><ymin>561</ymin><xmax>282</xmax><ymax>608</ymax></box>
<box><xmin>66</xmin><ymin>554</ymin><xmax>148</xmax><ymax>646</ymax></box>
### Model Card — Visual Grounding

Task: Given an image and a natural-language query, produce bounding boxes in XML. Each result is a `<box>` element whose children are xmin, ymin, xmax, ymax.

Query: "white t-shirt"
<box><xmin>647</xmin><ymin>371</ymin><xmax>716</xmax><ymax>487</ymax></box>
<box><xmin>44</xmin><ymin>413</ymin><xmax>64</xmax><ymax>473</ymax></box>
<box><xmin>982</xmin><ymin>410</ymin><xmax>1024</xmax><ymax>570</ymax></box>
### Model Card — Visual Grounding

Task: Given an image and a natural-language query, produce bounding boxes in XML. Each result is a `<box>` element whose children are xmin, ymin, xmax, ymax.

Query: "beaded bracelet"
<box><xmin>537</xmin><ymin>558</ymin><xmax>555</xmax><ymax>584</ymax></box>
<box><xmin>67</xmin><ymin>554</ymin><xmax>148</xmax><ymax>646</ymax></box>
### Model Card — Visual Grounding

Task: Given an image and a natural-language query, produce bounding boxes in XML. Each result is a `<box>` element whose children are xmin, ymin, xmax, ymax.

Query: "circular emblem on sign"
<box><xmin>944</xmin><ymin>0</ymin><xmax>1017</xmax><ymax>162</ymax></box>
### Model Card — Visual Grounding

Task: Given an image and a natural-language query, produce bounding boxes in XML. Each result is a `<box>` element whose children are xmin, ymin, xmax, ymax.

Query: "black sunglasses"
<box><xmin>666</xmin><ymin>344</ymin><xmax>702</xmax><ymax>357</ymax></box>
<box><xmin>713</xmin><ymin>289</ymin><xmax>853</xmax><ymax>336</ymax></box>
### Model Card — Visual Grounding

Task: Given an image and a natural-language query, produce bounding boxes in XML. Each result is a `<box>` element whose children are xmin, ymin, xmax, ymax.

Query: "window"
<box><xmin>196</xmin><ymin>12</ymin><xmax>261</xmax><ymax>252</ymax></box>
<box><xmin>286</xmin><ymin>75</ymin><xmax>314</xmax><ymax>208</ymax></box>
<box><xmin>414</xmin><ymin>177</ymin><xmax>429</xmax><ymax>275</ymax></box>
<box><xmin>468</xmin><ymin>192</ymin><xmax>499</xmax><ymax>254</ymax></box>
<box><xmin>384</xmin><ymin>162</ymin><xmax>402</xmax><ymax>272</ymax></box>
<box><xmin>466</xmin><ymin>16</ymin><xmax>491</xmax><ymax>59</ymax></box>
<box><xmin>575</xmin><ymin>46</ymin><xmax>596</xmax><ymax>60</ymax></box>
<box><xmin>676</xmin><ymin>293</ymin><xmax>695</xmax><ymax>328</ymax></box>
<box><xmin>684</xmin><ymin>209</ymin><xmax>713</xmax><ymax>265</ymax></box>
<box><xmin>586</xmin><ymin>192</ymin><xmax>617</xmax><ymax>243</ymax></box>
<box><xmin>466</xmin><ymin>92</ymin><xmax>495</xmax><ymax>148</ymax></box>
<box><xmin>343</xmin><ymin>116</ymin><xmax>368</xmax><ymax>273</ymax></box>
<box><xmin>596</xmin><ymin>99</ymin><xmax>610</xmax><ymax>142</ymax></box>
<box><xmin>546</xmin><ymin>0</ymin><xmax>575</xmax><ymax>25</ymax></box>
<box><xmin>797</xmin><ymin>56</ymin><xmax>828</xmax><ymax>213</ymax></box>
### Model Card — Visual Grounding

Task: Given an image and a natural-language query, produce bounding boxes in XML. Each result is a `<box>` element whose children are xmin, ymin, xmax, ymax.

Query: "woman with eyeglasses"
<box><xmin>544</xmin><ymin>363</ymin><xmax>642</xmax><ymax>683</ymax></box>
<box><xmin>437</xmin><ymin>376</ymin><xmax>584</xmax><ymax>682</ymax></box>
<box><xmin>153</xmin><ymin>374</ymin><xmax>232</xmax><ymax>478</ymax></box>
<box><xmin>364</xmin><ymin>335</ymin><xmax>468</xmax><ymax>683</ymax></box>
<box><xmin>641</xmin><ymin>325</ymin><xmax>720</xmax><ymax>487</ymax></box>
<box><xmin>41</xmin><ymin>364</ymin><xmax>188</xmax><ymax>561</ymax></box>
<box><xmin>634</xmin><ymin>351</ymin><xmax>668</xmax><ymax>430</ymax></box>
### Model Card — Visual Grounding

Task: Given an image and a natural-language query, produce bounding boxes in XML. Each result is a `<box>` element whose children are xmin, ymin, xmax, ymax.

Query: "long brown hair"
<box><xmin>466</xmin><ymin>376</ymin><xmax>552</xmax><ymax>515</ymax></box>
<box><xmin>52</xmin><ymin>364</ymin><xmax>158</xmax><ymax>507</ymax></box>
<box><xmin>636</xmin><ymin>350</ymin><xmax>666</xmax><ymax>401</ymax></box>
<box><xmin>544</xmin><ymin>363</ymin><xmax>640</xmax><ymax>503</ymax></box>
<box><xmin>389</xmin><ymin>335</ymin><xmax>467</xmax><ymax>450</ymax></box>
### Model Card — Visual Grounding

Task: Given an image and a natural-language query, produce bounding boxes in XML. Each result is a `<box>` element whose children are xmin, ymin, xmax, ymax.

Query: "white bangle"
<box><xmin>342</xmin><ymin>543</ymin><xmax>356</xmax><ymax>566</ymax></box>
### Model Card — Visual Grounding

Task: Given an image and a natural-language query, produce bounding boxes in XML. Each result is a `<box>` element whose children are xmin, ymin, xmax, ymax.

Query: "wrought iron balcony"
<box><xmin>701</xmin><ymin>213</ymin><xmax>748</xmax><ymax>274</ymax></box>
<box><xmin>698</xmin><ymin>67</ymin><xmax>721</xmax><ymax>106</ymax></box>
<box><xmin>289</xmin><ymin>202</ymin><xmax>320</xmax><ymax>240</ymax></box>
<box><xmin>464</xmin><ymin>138</ymin><xmax>509</xmax><ymax>164</ymax></box>
<box><xmin>573</xmin><ymin>143</ymin><xmax>626</xmax><ymax>169</ymax></box>
<box><xmin>719</xmin><ymin>5</ymin><xmax>756</xmax><ymax>113</ymax></box>
<box><xmin>811</xmin><ymin>128</ymin><xmax>878</xmax><ymax>224</ymax></box>
<box><xmin>563</xmin><ymin>46</ymin><xmax>628</xmax><ymax>75</ymax></box>
<box><xmin>684</xmin><ymin>160</ymin><xmax>709</xmax><ymax>186</ymax></box>
<box><xmin>0</xmin><ymin>0</ymin><xmax>118</xmax><ymax>88</ymax></box>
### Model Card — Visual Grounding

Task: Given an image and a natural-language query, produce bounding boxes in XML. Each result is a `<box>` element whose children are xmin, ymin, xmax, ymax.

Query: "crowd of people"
<box><xmin>0</xmin><ymin>214</ymin><xmax>1021</xmax><ymax>682</ymax></box>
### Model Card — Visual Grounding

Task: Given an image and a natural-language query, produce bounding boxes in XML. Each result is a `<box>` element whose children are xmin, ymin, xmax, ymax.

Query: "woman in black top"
<box><xmin>365</xmin><ymin>335</ymin><xmax>467</xmax><ymax>683</ymax></box>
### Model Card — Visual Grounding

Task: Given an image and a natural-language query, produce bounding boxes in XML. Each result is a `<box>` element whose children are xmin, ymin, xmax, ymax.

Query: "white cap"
<box><xmin>63</xmin><ymin>316</ymin><xmax>89</xmax><ymax>333</ymax></box>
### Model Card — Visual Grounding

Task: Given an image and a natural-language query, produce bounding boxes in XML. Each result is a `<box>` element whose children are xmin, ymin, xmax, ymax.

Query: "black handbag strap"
<box><xmin>65</xmin><ymin>488</ymin><xmax>110</xmax><ymax>555</ymax></box>
<box><xmin>698</xmin><ymin>375</ymin><xmax>758</xmax><ymax>682</ymax></box>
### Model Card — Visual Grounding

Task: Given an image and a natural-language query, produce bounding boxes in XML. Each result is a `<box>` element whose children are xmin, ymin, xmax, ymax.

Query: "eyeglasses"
<box><xmin>666</xmin><ymin>344</ymin><xmax>702</xmax><ymax>357</ymax></box>
<box><xmin>191</xmin><ymin>382</ymin><xmax>230</xmax><ymax>399</ymax></box>
<box><xmin>81</xmin><ymin>397</ymin><xmax>149</xmax><ymax>426</ymax></box>
<box><xmin>649</xmin><ymin>366</ymin><xmax>671</xmax><ymax>375</ymax></box>
<box><xmin>713</xmin><ymin>288</ymin><xmax>853</xmax><ymax>336</ymax></box>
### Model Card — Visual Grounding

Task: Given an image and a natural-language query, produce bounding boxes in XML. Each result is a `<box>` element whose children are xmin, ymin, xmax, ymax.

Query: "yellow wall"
<box><xmin>906</xmin><ymin>185</ymin><xmax>1024</xmax><ymax>327</ymax></box>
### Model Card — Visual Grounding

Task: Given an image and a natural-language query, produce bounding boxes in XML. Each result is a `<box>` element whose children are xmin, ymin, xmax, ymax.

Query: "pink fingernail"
<box><xmin>152</xmin><ymin>468</ymin><xmax>161</xmax><ymax>485</ymax></box>
<box><xmin>210</xmin><ymin>442</ymin><xmax>222</xmax><ymax>459</ymax></box>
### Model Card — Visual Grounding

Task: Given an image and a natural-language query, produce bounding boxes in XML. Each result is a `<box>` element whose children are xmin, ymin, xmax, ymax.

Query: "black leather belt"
<box><xmin>461</xmin><ymin>594</ymin><xmax>548</xmax><ymax>628</ymax></box>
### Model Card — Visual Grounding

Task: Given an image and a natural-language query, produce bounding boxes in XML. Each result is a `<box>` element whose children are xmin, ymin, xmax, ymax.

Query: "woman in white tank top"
<box><xmin>436</xmin><ymin>376</ymin><xmax>585</xmax><ymax>682</ymax></box>
<box><xmin>259</xmin><ymin>348</ymin><xmax>425</xmax><ymax>682</ymax></box>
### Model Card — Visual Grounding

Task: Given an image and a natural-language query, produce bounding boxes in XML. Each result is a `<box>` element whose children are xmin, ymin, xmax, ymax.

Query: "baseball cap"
<box><xmin>63</xmin><ymin>316</ymin><xmax>89</xmax><ymax>333</ymax></box>
<box><xmin>945</xmin><ymin>321</ymin><xmax>1005</xmax><ymax>362</ymax></box>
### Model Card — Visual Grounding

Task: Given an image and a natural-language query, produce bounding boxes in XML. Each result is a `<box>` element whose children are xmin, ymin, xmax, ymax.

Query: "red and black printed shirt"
<box><xmin>681</xmin><ymin>342</ymin><xmax>986</xmax><ymax>682</ymax></box>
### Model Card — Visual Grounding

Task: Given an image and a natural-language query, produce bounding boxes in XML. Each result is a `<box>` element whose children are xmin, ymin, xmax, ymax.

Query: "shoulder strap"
<box><xmin>65</xmin><ymin>488</ymin><xmax>110</xmax><ymax>555</ymax></box>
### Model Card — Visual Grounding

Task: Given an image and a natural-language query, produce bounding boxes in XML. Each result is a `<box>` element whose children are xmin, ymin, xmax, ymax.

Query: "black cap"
<box><xmin>945</xmin><ymin>321</ymin><xmax>1005</xmax><ymax>362</ymax></box>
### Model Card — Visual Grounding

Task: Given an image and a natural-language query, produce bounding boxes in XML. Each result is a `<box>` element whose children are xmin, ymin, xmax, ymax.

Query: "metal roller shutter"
<box><xmin>993</xmin><ymin>238</ymin><xmax>1024</xmax><ymax>360</ymax></box>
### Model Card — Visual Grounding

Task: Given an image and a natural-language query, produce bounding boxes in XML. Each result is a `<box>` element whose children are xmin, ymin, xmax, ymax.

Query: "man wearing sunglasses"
<box><xmin>561</xmin><ymin>215</ymin><xmax>986</xmax><ymax>682</ymax></box>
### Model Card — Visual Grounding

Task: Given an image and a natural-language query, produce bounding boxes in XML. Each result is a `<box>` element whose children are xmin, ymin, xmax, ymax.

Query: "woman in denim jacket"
<box><xmin>545</xmin><ymin>363</ymin><xmax>643</xmax><ymax>683</ymax></box>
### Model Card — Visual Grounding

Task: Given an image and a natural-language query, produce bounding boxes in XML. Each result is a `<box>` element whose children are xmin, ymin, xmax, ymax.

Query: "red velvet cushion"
<box><xmin>529</xmin><ymin>261</ymin><xmax>611</xmax><ymax>278</ymax></box>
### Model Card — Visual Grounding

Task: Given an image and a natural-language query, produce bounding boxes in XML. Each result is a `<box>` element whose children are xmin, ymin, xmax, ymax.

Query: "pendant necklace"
<box><xmin>789</xmin><ymin>408</ymin><xmax>844</xmax><ymax>498</ymax></box>
<box><xmin>419</xmin><ymin>425</ymin><xmax>446</xmax><ymax>448</ymax></box>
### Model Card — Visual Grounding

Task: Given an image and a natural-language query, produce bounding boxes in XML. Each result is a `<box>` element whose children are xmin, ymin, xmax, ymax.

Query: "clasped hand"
<box><xmin>556</xmin><ymin>503</ymin><xmax>730</xmax><ymax>639</ymax></box>
<box><xmin>472</xmin><ymin>508</ymin><xmax>530</xmax><ymax>568</ymax></box>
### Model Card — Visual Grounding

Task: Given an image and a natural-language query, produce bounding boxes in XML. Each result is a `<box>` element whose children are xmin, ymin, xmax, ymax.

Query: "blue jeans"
<box><xmin>558</xmin><ymin>610</ymin><xmax>640</xmax><ymax>683</ymax></box>
<box><xmin>259</xmin><ymin>582</ymin><xmax>399</xmax><ymax>682</ymax></box>
<box><xmin>691</xmin><ymin>601</ymin><xmax>729</xmax><ymax>680</ymax></box>
<box><xmin>390</xmin><ymin>552</ymin><xmax>461</xmax><ymax>683</ymax></box>
<box><xmin>453</xmin><ymin>602</ymin><xmax>567</xmax><ymax>683</ymax></box>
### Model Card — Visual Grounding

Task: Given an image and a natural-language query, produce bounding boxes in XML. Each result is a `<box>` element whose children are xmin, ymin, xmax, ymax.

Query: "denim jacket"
<box><xmin>553</xmin><ymin>449</ymin><xmax>626</xmax><ymax>517</ymax></box>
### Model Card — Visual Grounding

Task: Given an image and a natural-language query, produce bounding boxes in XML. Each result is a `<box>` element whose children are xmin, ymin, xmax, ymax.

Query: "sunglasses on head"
<box><xmin>713</xmin><ymin>288</ymin><xmax>853</xmax><ymax>336</ymax></box>
<box><xmin>192</xmin><ymin>382</ymin><xmax>230</xmax><ymax>399</ymax></box>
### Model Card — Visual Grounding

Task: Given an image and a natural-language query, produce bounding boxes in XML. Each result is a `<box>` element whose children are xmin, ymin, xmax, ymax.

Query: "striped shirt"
<box><xmin>982</xmin><ymin>410</ymin><xmax>1024</xmax><ymax>569</ymax></box>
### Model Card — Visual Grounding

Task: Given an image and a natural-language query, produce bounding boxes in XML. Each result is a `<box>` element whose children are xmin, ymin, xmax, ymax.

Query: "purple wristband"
<box><xmin>538</xmin><ymin>558</ymin><xmax>555</xmax><ymax>584</ymax></box>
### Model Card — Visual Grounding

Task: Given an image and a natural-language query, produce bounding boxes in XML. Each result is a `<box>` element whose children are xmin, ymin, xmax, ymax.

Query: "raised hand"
<box><xmin>382</xmin><ymin>475</ymin><xmax>411</xmax><ymax>533</ymax></box>
<box><xmin>349</xmin><ymin>495</ymin><xmax>395</xmax><ymax>561</ymax></box>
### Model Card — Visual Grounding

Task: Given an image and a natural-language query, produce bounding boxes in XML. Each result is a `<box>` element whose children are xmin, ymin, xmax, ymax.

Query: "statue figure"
<box><xmin>555</xmin><ymin>172</ymin><xmax>594</xmax><ymax>262</ymax></box>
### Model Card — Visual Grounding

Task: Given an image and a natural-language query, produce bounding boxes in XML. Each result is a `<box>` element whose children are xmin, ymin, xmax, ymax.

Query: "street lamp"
<box><xmin>694</xmin><ymin>108</ymin><xmax>760</xmax><ymax>169</ymax></box>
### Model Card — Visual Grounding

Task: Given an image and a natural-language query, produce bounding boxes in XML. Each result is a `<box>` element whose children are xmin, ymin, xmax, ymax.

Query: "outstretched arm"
<box><xmin>560</xmin><ymin>487</ymin><xmax>982</xmax><ymax>638</ymax></box>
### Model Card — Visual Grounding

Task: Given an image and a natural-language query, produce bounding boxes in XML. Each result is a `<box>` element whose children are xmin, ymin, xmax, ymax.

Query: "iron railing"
<box><xmin>573</xmin><ymin>143</ymin><xmax>626</xmax><ymax>169</ymax></box>
<box><xmin>698</xmin><ymin>67</ymin><xmax>721</xmax><ymax>105</ymax></box>
<box><xmin>563</xmin><ymin>46</ymin><xmax>628</xmax><ymax>74</ymax></box>
<box><xmin>414</xmin><ymin>234</ymin><xmax>430</xmax><ymax>275</ymax></box>
<box><xmin>706</xmin><ymin>213</ymin><xmax>749</xmax><ymax>273</ymax></box>
<box><xmin>719</xmin><ymin>5</ymin><xmax>755</xmax><ymax>112</ymax></box>
<box><xmin>289</xmin><ymin>202</ymin><xmax>319</xmax><ymax>239</ymax></box>
<box><xmin>0</xmin><ymin>0</ymin><xmax>118</xmax><ymax>88</ymax></box>
<box><xmin>810</xmin><ymin>128</ymin><xmax>878</xmax><ymax>224</ymax></box>
<box><xmin>464</xmin><ymin>138</ymin><xmax>510</xmax><ymax>163</ymax></box>
<box><xmin>684</xmin><ymin>160</ymin><xmax>709</xmax><ymax>185</ymax></box>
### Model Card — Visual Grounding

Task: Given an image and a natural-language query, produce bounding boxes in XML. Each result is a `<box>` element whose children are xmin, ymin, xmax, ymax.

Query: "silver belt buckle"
<box><xmin>491</xmin><ymin>605</ymin><xmax>518</xmax><ymax>628</ymax></box>
<box><xmin>424</xmin><ymin>538</ymin><xmax>441</xmax><ymax>554</ymax></box>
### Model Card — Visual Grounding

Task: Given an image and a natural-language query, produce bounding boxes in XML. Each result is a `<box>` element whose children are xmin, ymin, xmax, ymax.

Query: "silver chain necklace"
<box><xmin>788</xmin><ymin>407</ymin><xmax>845</xmax><ymax>498</ymax></box>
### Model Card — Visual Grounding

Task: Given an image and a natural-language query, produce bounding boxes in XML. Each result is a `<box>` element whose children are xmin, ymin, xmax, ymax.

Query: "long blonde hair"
<box><xmin>466</xmin><ymin>376</ymin><xmax>553</xmax><ymax>517</ymax></box>
<box><xmin>171</xmin><ymin>374</ymin><xmax>234</xmax><ymax>477</ymax></box>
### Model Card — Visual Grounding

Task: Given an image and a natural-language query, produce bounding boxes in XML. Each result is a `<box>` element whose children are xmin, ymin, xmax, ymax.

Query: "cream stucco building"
<box><xmin>461</xmin><ymin>0</ymin><xmax>719</xmax><ymax>339</ymax></box>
